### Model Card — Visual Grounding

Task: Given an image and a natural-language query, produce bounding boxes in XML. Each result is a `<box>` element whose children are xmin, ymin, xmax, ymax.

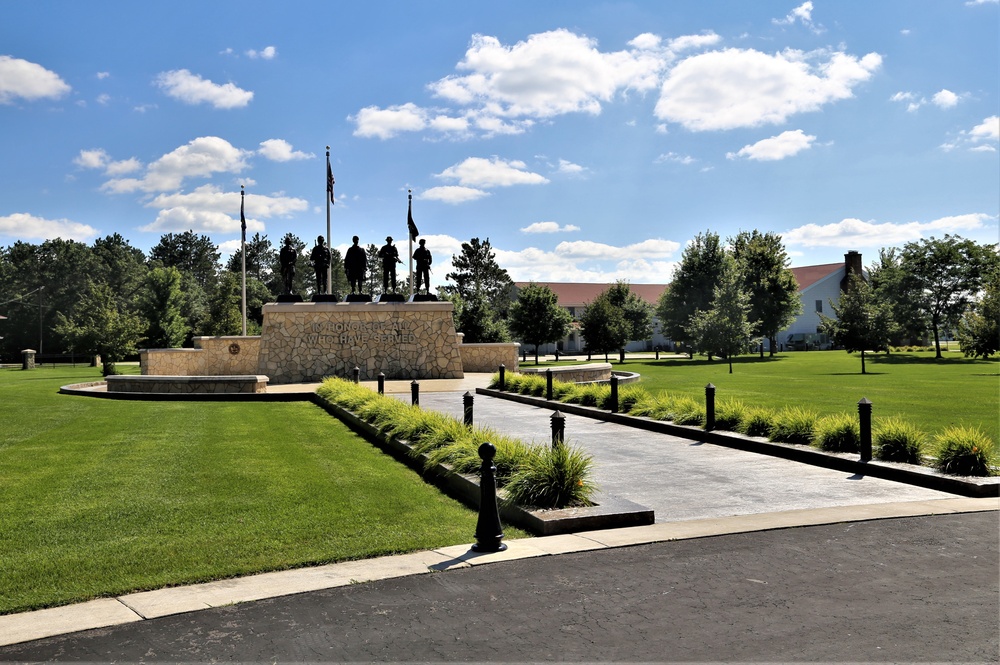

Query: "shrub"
<box><xmin>502</xmin><ymin>443</ymin><xmax>596</xmax><ymax>508</ymax></box>
<box><xmin>813</xmin><ymin>413</ymin><xmax>860</xmax><ymax>453</ymax></box>
<box><xmin>932</xmin><ymin>426</ymin><xmax>996</xmax><ymax>476</ymax></box>
<box><xmin>873</xmin><ymin>417</ymin><xmax>925</xmax><ymax>464</ymax></box>
<box><xmin>736</xmin><ymin>407</ymin><xmax>776</xmax><ymax>438</ymax></box>
<box><xmin>671</xmin><ymin>396</ymin><xmax>705</xmax><ymax>426</ymax></box>
<box><xmin>768</xmin><ymin>407</ymin><xmax>818</xmax><ymax>445</ymax></box>
<box><xmin>576</xmin><ymin>384</ymin><xmax>606</xmax><ymax>407</ymax></box>
<box><xmin>618</xmin><ymin>386</ymin><xmax>646</xmax><ymax>413</ymax></box>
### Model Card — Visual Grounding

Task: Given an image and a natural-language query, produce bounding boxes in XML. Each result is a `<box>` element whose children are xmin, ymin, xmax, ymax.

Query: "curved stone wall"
<box><xmin>459</xmin><ymin>342</ymin><xmax>521</xmax><ymax>373</ymax></box>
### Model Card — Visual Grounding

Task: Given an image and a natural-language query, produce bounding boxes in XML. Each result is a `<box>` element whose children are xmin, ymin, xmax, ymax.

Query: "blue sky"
<box><xmin>1</xmin><ymin>0</ymin><xmax>997</xmax><ymax>287</ymax></box>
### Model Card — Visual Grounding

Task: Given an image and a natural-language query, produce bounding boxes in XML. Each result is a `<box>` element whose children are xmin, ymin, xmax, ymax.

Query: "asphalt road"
<box><xmin>3</xmin><ymin>512</ymin><xmax>996</xmax><ymax>663</ymax></box>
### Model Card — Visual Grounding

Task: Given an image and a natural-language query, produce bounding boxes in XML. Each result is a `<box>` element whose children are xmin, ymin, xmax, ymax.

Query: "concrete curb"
<box><xmin>1</xmin><ymin>497</ymin><xmax>995</xmax><ymax>648</ymax></box>
<box><xmin>477</xmin><ymin>387</ymin><xmax>1000</xmax><ymax>498</ymax></box>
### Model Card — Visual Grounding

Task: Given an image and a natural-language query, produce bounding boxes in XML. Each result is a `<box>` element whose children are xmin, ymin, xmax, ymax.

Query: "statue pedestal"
<box><xmin>258</xmin><ymin>301</ymin><xmax>463</xmax><ymax>384</ymax></box>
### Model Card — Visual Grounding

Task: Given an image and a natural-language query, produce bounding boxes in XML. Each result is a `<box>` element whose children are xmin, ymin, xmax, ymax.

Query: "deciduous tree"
<box><xmin>957</xmin><ymin>263</ymin><xmax>1000</xmax><ymax>359</ymax></box>
<box><xmin>508</xmin><ymin>283</ymin><xmax>572</xmax><ymax>364</ymax></box>
<box><xmin>730</xmin><ymin>230</ymin><xmax>801</xmax><ymax>356</ymax></box>
<box><xmin>820</xmin><ymin>273</ymin><xmax>895</xmax><ymax>374</ymax></box>
<box><xmin>656</xmin><ymin>231</ymin><xmax>726</xmax><ymax>356</ymax></box>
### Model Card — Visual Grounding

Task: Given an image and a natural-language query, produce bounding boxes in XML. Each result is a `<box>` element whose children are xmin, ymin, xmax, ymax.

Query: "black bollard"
<box><xmin>353</xmin><ymin>366</ymin><xmax>360</xmax><ymax>384</ymax></box>
<box><xmin>545</xmin><ymin>368</ymin><xmax>553</xmax><ymax>400</ymax></box>
<box><xmin>498</xmin><ymin>364</ymin><xmax>506</xmax><ymax>391</ymax></box>
<box><xmin>655</xmin><ymin>349</ymin><xmax>660</xmax><ymax>360</ymax></box>
<box><xmin>705</xmin><ymin>383</ymin><xmax>716</xmax><ymax>431</ymax></box>
<box><xmin>463</xmin><ymin>391</ymin><xmax>474</xmax><ymax>427</ymax></box>
<box><xmin>377</xmin><ymin>372</ymin><xmax>385</xmax><ymax>395</ymax></box>
<box><xmin>411</xmin><ymin>380</ymin><xmax>419</xmax><ymax>406</ymax></box>
<box><xmin>858</xmin><ymin>397</ymin><xmax>872</xmax><ymax>462</ymax></box>
<box><xmin>550</xmin><ymin>411</ymin><xmax>565</xmax><ymax>449</ymax></box>
<box><xmin>471</xmin><ymin>442</ymin><xmax>507</xmax><ymax>553</ymax></box>
<box><xmin>610</xmin><ymin>375</ymin><xmax>619</xmax><ymax>413</ymax></box>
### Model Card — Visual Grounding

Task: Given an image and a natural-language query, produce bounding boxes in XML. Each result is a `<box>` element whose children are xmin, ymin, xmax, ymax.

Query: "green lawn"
<box><xmin>589</xmin><ymin>350</ymin><xmax>998</xmax><ymax>444</ymax></box>
<box><xmin>0</xmin><ymin>366</ymin><xmax>524</xmax><ymax>615</ymax></box>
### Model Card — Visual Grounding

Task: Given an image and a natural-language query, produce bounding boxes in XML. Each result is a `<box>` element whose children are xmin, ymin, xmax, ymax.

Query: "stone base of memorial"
<box><xmin>258</xmin><ymin>300</ymin><xmax>464</xmax><ymax>384</ymax></box>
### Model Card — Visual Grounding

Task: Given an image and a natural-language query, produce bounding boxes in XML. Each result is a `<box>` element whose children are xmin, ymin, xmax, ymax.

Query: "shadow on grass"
<box><xmin>632</xmin><ymin>355</ymin><xmax>788</xmax><ymax>369</ymax></box>
<box><xmin>868</xmin><ymin>353</ymin><xmax>998</xmax><ymax>367</ymax></box>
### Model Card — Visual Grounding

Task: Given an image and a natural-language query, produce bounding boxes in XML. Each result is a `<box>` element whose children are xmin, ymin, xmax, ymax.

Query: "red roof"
<box><xmin>789</xmin><ymin>262</ymin><xmax>844</xmax><ymax>290</ymax></box>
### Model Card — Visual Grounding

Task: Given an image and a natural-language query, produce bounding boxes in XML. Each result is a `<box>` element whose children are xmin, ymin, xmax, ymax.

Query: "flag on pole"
<box><xmin>327</xmin><ymin>160</ymin><xmax>335</xmax><ymax>205</ymax></box>
<box><xmin>407</xmin><ymin>194</ymin><xmax>419</xmax><ymax>241</ymax></box>
<box><xmin>240</xmin><ymin>188</ymin><xmax>246</xmax><ymax>241</ymax></box>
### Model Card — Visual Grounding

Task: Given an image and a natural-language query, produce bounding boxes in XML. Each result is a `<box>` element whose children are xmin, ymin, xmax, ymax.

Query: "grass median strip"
<box><xmin>0</xmin><ymin>367</ymin><xmax>525</xmax><ymax>615</ymax></box>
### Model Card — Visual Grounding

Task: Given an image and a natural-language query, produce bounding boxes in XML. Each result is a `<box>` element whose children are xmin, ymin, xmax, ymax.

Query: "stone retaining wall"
<box><xmin>107</xmin><ymin>374</ymin><xmax>268</xmax><ymax>394</ymax></box>
<box><xmin>140</xmin><ymin>336</ymin><xmax>260</xmax><ymax>376</ymax></box>
<box><xmin>518</xmin><ymin>362</ymin><xmax>613</xmax><ymax>383</ymax></box>
<box><xmin>459</xmin><ymin>342</ymin><xmax>520</xmax><ymax>373</ymax></box>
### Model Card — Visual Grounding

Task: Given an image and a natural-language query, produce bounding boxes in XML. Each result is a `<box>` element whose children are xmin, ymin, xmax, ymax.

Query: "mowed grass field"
<box><xmin>599</xmin><ymin>350</ymin><xmax>999</xmax><ymax>444</ymax></box>
<box><xmin>0</xmin><ymin>366</ymin><xmax>524</xmax><ymax>615</ymax></box>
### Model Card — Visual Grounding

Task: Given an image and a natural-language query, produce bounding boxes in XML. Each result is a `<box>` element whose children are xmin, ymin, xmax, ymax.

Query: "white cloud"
<box><xmin>419</xmin><ymin>186</ymin><xmax>490</xmax><ymax>204</ymax></box>
<box><xmin>96</xmin><ymin>71</ymin><xmax>110</xmax><ymax>80</ymax></box>
<box><xmin>246</xmin><ymin>46</ymin><xmax>277</xmax><ymax>60</ymax></box>
<box><xmin>520</xmin><ymin>222</ymin><xmax>581</xmax><ymax>233</ymax></box>
<box><xmin>667</xmin><ymin>33</ymin><xmax>722</xmax><ymax>52</ymax></box>
<box><xmin>784</xmin><ymin>213</ymin><xmax>996</xmax><ymax>247</ymax></box>
<box><xmin>727</xmin><ymin>129</ymin><xmax>816</xmax><ymax>161</ymax></box>
<box><xmin>931</xmin><ymin>89</ymin><xmax>959</xmax><ymax>108</ymax></box>
<box><xmin>969</xmin><ymin>115</ymin><xmax>1000</xmax><ymax>142</ymax></box>
<box><xmin>0</xmin><ymin>55</ymin><xmax>71</xmax><ymax>103</ymax></box>
<box><xmin>105</xmin><ymin>157</ymin><xmax>143</xmax><ymax>176</ymax></box>
<box><xmin>554</xmin><ymin>238</ymin><xmax>680</xmax><ymax>260</ymax></box>
<box><xmin>435</xmin><ymin>156</ymin><xmax>549</xmax><ymax>188</ymax></box>
<box><xmin>350</xmin><ymin>102</ymin><xmax>428</xmax><ymax>139</ymax></box>
<box><xmin>655</xmin><ymin>47</ymin><xmax>881</xmax><ymax>131</ymax></box>
<box><xmin>965</xmin><ymin>0</ymin><xmax>998</xmax><ymax>5</ymax></box>
<box><xmin>258</xmin><ymin>139</ymin><xmax>314</xmax><ymax>162</ymax></box>
<box><xmin>0</xmin><ymin>213</ymin><xmax>99</xmax><ymax>242</ymax></box>
<box><xmin>103</xmin><ymin>136</ymin><xmax>250</xmax><ymax>193</ymax></box>
<box><xmin>773</xmin><ymin>2</ymin><xmax>823</xmax><ymax>32</ymax></box>
<box><xmin>654</xmin><ymin>152</ymin><xmax>695</xmax><ymax>165</ymax></box>
<box><xmin>139</xmin><ymin>185</ymin><xmax>306</xmax><ymax>235</ymax></box>
<box><xmin>555</xmin><ymin>159</ymin><xmax>587</xmax><ymax>175</ymax></box>
<box><xmin>428</xmin><ymin>29</ymin><xmax>666</xmax><ymax>121</ymax></box>
<box><xmin>74</xmin><ymin>149</ymin><xmax>143</xmax><ymax>176</ymax></box>
<box><xmin>96</xmin><ymin>93</ymin><xmax>111</xmax><ymax>105</ymax></box>
<box><xmin>155</xmin><ymin>69</ymin><xmax>253</xmax><ymax>109</ymax></box>
<box><xmin>493</xmin><ymin>239</ymin><xmax>680</xmax><ymax>283</ymax></box>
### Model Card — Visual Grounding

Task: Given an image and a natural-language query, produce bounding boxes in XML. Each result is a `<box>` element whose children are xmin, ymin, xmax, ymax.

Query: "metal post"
<box><xmin>619</xmin><ymin>349</ymin><xmax>625</xmax><ymax>364</ymax></box>
<box><xmin>550</xmin><ymin>411</ymin><xmax>565</xmax><ymax>449</ymax></box>
<box><xmin>463</xmin><ymin>391</ymin><xmax>474</xmax><ymax>427</ymax></box>
<box><xmin>545</xmin><ymin>368</ymin><xmax>553</xmax><ymax>400</ymax></box>
<box><xmin>858</xmin><ymin>397</ymin><xmax>872</xmax><ymax>462</ymax></box>
<box><xmin>472</xmin><ymin>442</ymin><xmax>506</xmax><ymax>552</ymax></box>
<box><xmin>499</xmin><ymin>364</ymin><xmax>506</xmax><ymax>390</ymax></box>
<box><xmin>377</xmin><ymin>372</ymin><xmax>385</xmax><ymax>395</ymax></box>
<box><xmin>610</xmin><ymin>375</ymin><xmax>619</xmax><ymax>413</ymax></box>
<box><xmin>353</xmin><ymin>366</ymin><xmax>360</xmax><ymax>384</ymax></box>
<box><xmin>705</xmin><ymin>383</ymin><xmax>716</xmax><ymax>431</ymax></box>
<box><xmin>655</xmin><ymin>349</ymin><xmax>659</xmax><ymax>360</ymax></box>
<box><xmin>411</xmin><ymin>380</ymin><xmax>419</xmax><ymax>406</ymax></box>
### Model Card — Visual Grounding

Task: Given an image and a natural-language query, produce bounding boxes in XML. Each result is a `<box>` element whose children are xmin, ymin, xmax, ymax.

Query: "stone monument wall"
<box><xmin>258</xmin><ymin>301</ymin><xmax>463</xmax><ymax>384</ymax></box>
<box><xmin>140</xmin><ymin>336</ymin><xmax>261</xmax><ymax>376</ymax></box>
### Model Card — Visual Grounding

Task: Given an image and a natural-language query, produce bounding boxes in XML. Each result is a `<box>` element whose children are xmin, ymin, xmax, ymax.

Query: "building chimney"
<box><xmin>841</xmin><ymin>251</ymin><xmax>863</xmax><ymax>292</ymax></box>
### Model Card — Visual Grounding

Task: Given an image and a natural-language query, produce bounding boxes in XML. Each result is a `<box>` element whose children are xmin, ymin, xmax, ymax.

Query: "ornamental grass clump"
<box><xmin>932</xmin><ymin>426</ymin><xmax>996</xmax><ymax>476</ymax></box>
<box><xmin>813</xmin><ymin>413</ymin><xmax>860</xmax><ymax>453</ymax></box>
<box><xmin>502</xmin><ymin>443</ymin><xmax>596</xmax><ymax>509</ymax></box>
<box><xmin>671</xmin><ymin>396</ymin><xmax>705</xmax><ymax>426</ymax></box>
<box><xmin>618</xmin><ymin>386</ymin><xmax>646</xmax><ymax>413</ymax></box>
<box><xmin>736</xmin><ymin>407</ymin><xmax>776</xmax><ymax>438</ymax></box>
<box><xmin>768</xmin><ymin>407</ymin><xmax>818</xmax><ymax>445</ymax></box>
<box><xmin>873</xmin><ymin>417</ymin><xmax>925</xmax><ymax>464</ymax></box>
<box><xmin>713</xmin><ymin>398</ymin><xmax>747</xmax><ymax>432</ymax></box>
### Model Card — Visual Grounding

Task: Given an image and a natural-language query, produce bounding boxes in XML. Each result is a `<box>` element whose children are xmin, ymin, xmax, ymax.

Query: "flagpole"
<box><xmin>407</xmin><ymin>190</ymin><xmax>414</xmax><ymax>299</ymax></box>
<box><xmin>325</xmin><ymin>147</ymin><xmax>332</xmax><ymax>295</ymax></box>
<box><xmin>240</xmin><ymin>185</ymin><xmax>247</xmax><ymax>336</ymax></box>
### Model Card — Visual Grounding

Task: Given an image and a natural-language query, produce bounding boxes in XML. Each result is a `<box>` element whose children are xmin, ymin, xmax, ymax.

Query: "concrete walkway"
<box><xmin>2</xmin><ymin>374</ymin><xmax>996</xmax><ymax>655</ymax></box>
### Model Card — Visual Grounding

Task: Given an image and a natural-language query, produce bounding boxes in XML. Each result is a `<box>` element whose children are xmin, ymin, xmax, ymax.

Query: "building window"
<box><xmin>815</xmin><ymin>300</ymin><xmax>823</xmax><ymax>313</ymax></box>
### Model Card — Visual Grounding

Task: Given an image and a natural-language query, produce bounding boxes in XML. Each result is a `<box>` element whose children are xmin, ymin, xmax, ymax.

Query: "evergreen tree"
<box><xmin>148</xmin><ymin>231</ymin><xmax>220</xmax><ymax>291</ymax></box>
<box><xmin>92</xmin><ymin>233</ymin><xmax>147</xmax><ymax>300</ymax></box>
<box><xmin>820</xmin><ymin>273</ymin><xmax>895</xmax><ymax>374</ymax></box>
<box><xmin>443</xmin><ymin>237</ymin><xmax>514</xmax><ymax>316</ymax></box>
<box><xmin>137</xmin><ymin>266</ymin><xmax>188</xmax><ymax>349</ymax></box>
<box><xmin>729</xmin><ymin>230</ymin><xmax>801</xmax><ymax>356</ymax></box>
<box><xmin>225</xmin><ymin>232</ymin><xmax>276</xmax><ymax>284</ymax></box>
<box><xmin>54</xmin><ymin>280</ymin><xmax>144</xmax><ymax>375</ymax></box>
<box><xmin>656</xmin><ymin>231</ymin><xmax>726</xmax><ymax>356</ymax></box>
<box><xmin>508</xmin><ymin>283</ymin><xmax>572</xmax><ymax>364</ymax></box>
<box><xmin>204</xmin><ymin>272</ymin><xmax>243</xmax><ymax>336</ymax></box>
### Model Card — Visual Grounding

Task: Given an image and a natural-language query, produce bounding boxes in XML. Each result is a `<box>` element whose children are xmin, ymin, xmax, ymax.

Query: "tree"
<box><xmin>868</xmin><ymin>247</ymin><xmax>926</xmax><ymax>346</ymax></box>
<box><xmin>55</xmin><ymin>280</ymin><xmax>144</xmax><ymax>375</ymax></box>
<box><xmin>508</xmin><ymin>283</ymin><xmax>572</xmax><ymax>364</ymax></box>
<box><xmin>899</xmin><ymin>235</ymin><xmax>998</xmax><ymax>358</ymax></box>
<box><xmin>92</xmin><ymin>233</ymin><xmax>147</xmax><ymax>300</ymax></box>
<box><xmin>226</xmin><ymin>232</ymin><xmax>276</xmax><ymax>284</ymax></box>
<box><xmin>685</xmin><ymin>258</ymin><xmax>756</xmax><ymax>373</ymax></box>
<box><xmin>204</xmin><ymin>272</ymin><xmax>243</xmax><ymax>336</ymax></box>
<box><xmin>443</xmin><ymin>237</ymin><xmax>514</xmax><ymax>317</ymax></box>
<box><xmin>730</xmin><ymin>230</ymin><xmax>801</xmax><ymax>356</ymax></box>
<box><xmin>137</xmin><ymin>266</ymin><xmax>188</xmax><ymax>349</ymax></box>
<box><xmin>579</xmin><ymin>293</ymin><xmax>630</xmax><ymax>361</ymax></box>
<box><xmin>957</xmin><ymin>263</ymin><xmax>1000</xmax><ymax>359</ymax></box>
<box><xmin>606</xmin><ymin>281</ymin><xmax>653</xmax><ymax>345</ymax></box>
<box><xmin>656</xmin><ymin>231</ymin><xmax>726</xmax><ymax>356</ymax></box>
<box><xmin>452</xmin><ymin>292</ymin><xmax>511</xmax><ymax>343</ymax></box>
<box><xmin>148</xmin><ymin>231</ymin><xmax>220</xmax><ymax>290</ymax></box>
<box><xmin>820</xmin><ymin>273</ymin><xmax>895</xmax><ymax>374</ymax></box>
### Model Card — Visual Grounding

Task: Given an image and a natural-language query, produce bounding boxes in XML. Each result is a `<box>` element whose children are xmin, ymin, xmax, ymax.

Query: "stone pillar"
<box><xmin>21</xmin><ymin>349</ymin><xmax>36</xmax><ymax>370</ymax></box>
